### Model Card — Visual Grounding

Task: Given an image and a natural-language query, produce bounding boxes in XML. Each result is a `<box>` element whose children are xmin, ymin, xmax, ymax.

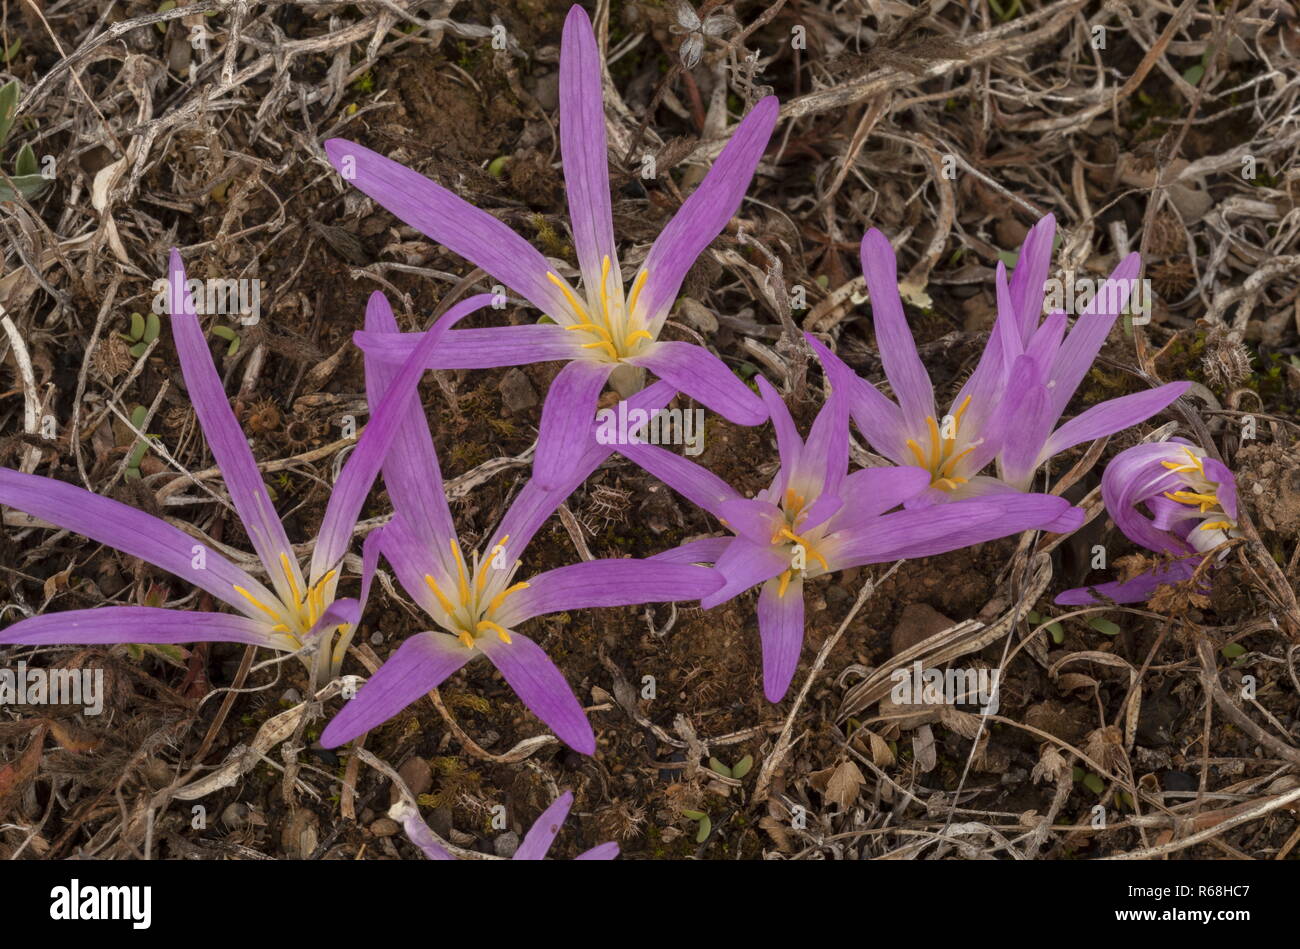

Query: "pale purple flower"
<box><xmin>326</xmin><ymin>4</ymin><xmax>777</xmax><ymax>488</ymax></box>
<box><xmin>620</xmin><ymin>348</ymin><xmax>1082</xmax><ymax>701</ymax></box>
<box><xmin>0</xmin><ymin>253</ymin><xmax>476</xmax><ymax>686</ymax></box>
<box><xmin>319</xmin><ymin>294</ymin><xmax>721</xmax><ymax>754</ymax></box>
<box><xmin>813</xmin><ymin>216</ymin><xmax>1190</xmax><ymax>513</ymax></box>
<box><xmin>392</xmin><ymin>791</ymin><xmax>618</xmax><ymax>861</ymax></box>
<box><xmin>1056</xmin><ymin>440</ymin><xmax>1240</xmax><ymax>605</ymax></box>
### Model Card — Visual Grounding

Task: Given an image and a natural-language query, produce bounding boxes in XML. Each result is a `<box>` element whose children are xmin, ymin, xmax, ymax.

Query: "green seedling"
<box><xmin>120</xmin><ymin>311</ymin><xmax>161</xmax><ymax>358</ymax></box>
<box><xmin>0</xmin><ymin>79</ymin><xmax>50</xmax><ymax>202</ymax></box>
<box><xmin>211</xmin><ymin>324</ymin><xmax>240</xmax><ymax>357</ymax></box>
<box><xmin>1026</xmin><ymin>610</ymin><xmax>1066</xmax><ymax>644</ymax></box>
<box><xmin>707</xmin><ymin>754</ymin><xmax>753</xmax><ymax>780</ymax></box>
<box><xmin>125</xmin><ymin>404</ymin><xmax>161</xmax><ymax>480</ymax></box>
<box><xmin>680</xmin><ymin>809</ymin><xmax>712</xmax><ymax>843</ymax></box>
<box><xmin>1089</xmin><ymin>617</ymin><xmax>1121</xmax><ymax>637</ymax></box>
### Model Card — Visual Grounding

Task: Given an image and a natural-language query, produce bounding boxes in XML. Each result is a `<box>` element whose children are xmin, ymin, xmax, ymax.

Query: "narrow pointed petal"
<box><xmin>560</xmin><ymin>6</ymin><xmax>618</xmax><ymax>291</ymax></box>
<box><xmin>320</xmin><ymin>632</ymin><xmax>473</xmax><ymax>747</ymax></box>
<box><xmin>168</xmin><ymin>250</ymin><xmax>300</xmax><ymax>604</ymax></box>
<box><xmin>1041</xmin><ymin>382</ymin><xmax>1190</xmax><ymax>463</ymax></box>
<box><xmin>755</xmin><ymin>376</ymin><xmax>802</xmax><ymax>481</ymax></box>
<box><xmin>994</xmin><ymin>355</ymin><xmax>1056</xmax><ymax>488</ymax></box>
<box><xmin>0</xmin><ymin>607</ymin><xmax>275</xmax><ymax>647</ymax></box>
<box><xmin>324</xmin><ymin>138</ymin><xmax>572</xmax><ymax>318</ymax></box>
<box><xmin>1048</xmin><ymin>252</ymin><xmax>1141</xmax><ymax>418</ymax></box>
<box><xmin>353</xmin><ymin>324</ymin><xmax>580</xmax><ymax>370</ymax></box>
<box><xmin>827</xmin><ymin>493</ymin><xmax>1077</xmax><ymax>569</ymax></box>
<box><xmin>648</xmin><ymin>535</ymin><xmax>733</xmax><ymax>564</ymax></box>
<box><xmin>534</xmin><ymin>358</ymin><xmax>615</xmax><ymax>489</ymax></box>
<box><xmin>628</xmin><ymin>341</ymin><xmax>766</xmax><ymax>425</ymax></box>
<box><xmin>313</xmin><ymin>293</ymin><xmax>491</xmax><ymax>580</ymax></box>
<box><xmin>1055</xmin><ymin>557</ymin><xmax>1201</xmax><ymax>606</ymax></box>
<box><xmin>617</xmin><ymin>440</ymin><xmax>740</xmax><ymax>521</ymax></box>
<box><xmin>788</xmin><ymin>380</ymin><xmax>849</xmax><ymax>513</ymax></box>
<box><xmin>826</xmin><ymin>466</ymin><xmax>932</xmax><ymax>533</ymax></box>
<box><xmin>636</xmin><ymin>96</ymin><xmax>779</xmax><ymax>330</ymax></box>
<box><xmin>374</xmin><ymin>516</ymin><xmax>446</xmax><ymax>615</ymax></box>
<box><xmin>575</xmin><ymin>842</ymin><xmax>621</xmax><ymax>860</ymax></box>
<box><xmin>859</xmin><ymin>229</ymin><xmax>934</xmax><ymax>425</ymax></box>
<box><xmin>495</xmin><ymin>383</ymin><xmax>678</xmax><ymax>552</ymax></box>
<box><xmin>0</xmin><ymin>467</ymin><xmax>274</xmax><ymax>615</ymax></box>
<box><xmin>757</xmin><ymin>574</ymin><xmax>805</xmax><ymax>702</ymax></box>
<box><xmin>513</xmin><ymin>791</ymin><xmax>573</xmax><ymax>861</ymax></box>
<box><xmin>702</xmin><ymin>538</ymin><xmax>789</xmax><ymax>609</ymax></box>
<box><xmin>805</xmin><ymin>333</ymin><xmax>908</xmax><ymax>461</ymax></box>
<box><xmin>1007</xmin><ymin>213</ymin><xmax>1055</xmax><ymax>343</ymax></box>
<box><xmin>392</xmin><ymin>804</ymin><xmax>454</xmax><ymax>860</ymax></box>
<box><xmin>476</xmin><ymin>632</ymin><xmax>595</xmax><ymax>755</ymax></box>
<box><xmin>494</xmin><ymin>560</ymin><xmax>721</xmax><ymax>627</ymax></box>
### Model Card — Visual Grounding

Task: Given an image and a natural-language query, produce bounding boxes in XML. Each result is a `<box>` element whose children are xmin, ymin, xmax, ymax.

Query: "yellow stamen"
<box><xmin>233</xmin><ymin>585</ymin><xmax>282</xmax><ymax>622</ymax></box>
<box><xmin>477</xmin><ymin>619</ymin><xmax>508</xmax><ymax>637</ymax></box>
<box><xmin>950</xmin><ymin>394</ymin><xmax>972</xmax><ymax>433</ymax></box>
<box><xmin>777</xmin><ymin>569</ymin><xmax>792</xmax><ymax>598</ymax></box>
<box><xmin>546</xmin><ymin>272</ymin><xmax>589</xmax><ymax>321</ymax></box>
<box><xmin>279</xmin><ymin>552</ymin><xmax>303</xmax><ymax>606</ymax></box>
<box><xmin>925</xmin><ymin>416</ymin><xmax>941</xmax><ymax>470</ymax></box>
<box><xmin>624</xmin><ymin>330</ymin><xmax>653</xmax><ymax>345</ymax></box>
<box><xmin>449</xmin><ymin>539</ymin><xmax>471</xmax><ymax>605</ymax></box>
<box><xmin>582</xmin><ymin>339</ymin><xmax>620</xmax><ymax>359</ymax></box>
<box><xmin>487</xmin><ymin>581</ymin><xmax>530</xmax><ymax>614</ymax></box>
<box><xmin>932</xmin><ymin>477</ymin><xmax>969</xmax><ymax>492</ymax></box>
<box><xmin>457</xmin><ymin>630</ymin><xmax>475</xmax><ymax>649</ymax></box>
<box><xmin>938</xmin><ymin>444</ymin><xmax>978</xmax><ymax>479</ymax></box>
<box><xmin>906</xmin><ymin>438</ymin><xmax>928</xmax><ymax>469</ymax></box>
<box><xmin>1199</xmin><ymin>520</ymin><xmax>1233</xmax><ymax>531</ymax></box>
<box><xmin>424</xmin><ymin>574</ymin><xmax>457</xmax><ymax>616</ymax></box>
<box><xmin>270</xmin><ymin>623</ymin><xmax>290</xmax><ymax>633</ymax></box>
<box><xmin>626</xmin><ymin>269</ymin><xmax>649</xmax><ymax>317</ymax></box>
<box><xmin>778</xmin><ymin>528</ymin><xmax>829</xmax><ymax>571</ymax></box>
<box><xmin>565</xmin><ymin>321</ymin><xmax>613</xmax><ymax>340</ymax></box>
<box><xmin>599</xmin><ymin>256</ymin><xmax>613</xmax><ymax>328</ymax></box>
<box><xmin>1165</xmin><ymin>489</ymin><xmax>1220</xmax><ymax>513</ymax></box>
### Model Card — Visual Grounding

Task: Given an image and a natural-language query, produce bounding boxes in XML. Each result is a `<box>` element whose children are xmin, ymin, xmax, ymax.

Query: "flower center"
<box><xmin>905</xmin><ymin>395</ymin><xmax>979</xmax><ymax>492</ymax></box>
<box><xmin>233</xmin><ymin>552</ymin><xmax>342</xmax><ymax>645</ymax></box>
<box><xmin>547</xmin><ymin>256</ymin><xmax>654</xmax><ymax>362</ymax></box>
<box><xmin>1161</xmin><ymin>448</ymin><xmax>1237</xmax><ymax>544</ymax></box>
<box><xmin>769</xmin><ymin>489</ymin><xmax>830</xmax><ymax>594</ymax></box>
<box><xmin>424</xmin><ymin>536</ymin><xmax>529</xmax><ymax>648</ymax></box>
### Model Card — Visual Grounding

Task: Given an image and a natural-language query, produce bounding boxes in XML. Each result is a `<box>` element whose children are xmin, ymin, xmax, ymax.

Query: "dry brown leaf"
<box><xmin>824</xmin><ymin>760</ymin><xmax>865</xmax><ymax>809</ymax></box>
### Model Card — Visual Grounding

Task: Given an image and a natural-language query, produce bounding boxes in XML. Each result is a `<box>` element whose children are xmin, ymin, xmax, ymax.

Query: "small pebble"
<box><xmin>493</xmin><ymin>831</ymin><xmax>520</xmax><ymax>858</ymax></box>
<box><xmin>370</xmin><ymin>818</ymin><xmax>400</xmax><ymax>837</ymax></box>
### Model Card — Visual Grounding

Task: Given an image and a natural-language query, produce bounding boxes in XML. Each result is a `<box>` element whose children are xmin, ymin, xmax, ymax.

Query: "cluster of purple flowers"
<box><xmin>0</xmin><ymin>6</ymin><xmax>1225</xmax><ymax>858</ymax></box>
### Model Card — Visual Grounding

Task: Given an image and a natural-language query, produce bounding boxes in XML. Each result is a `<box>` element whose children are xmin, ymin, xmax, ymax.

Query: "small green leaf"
<box><xmin>1071</xmin><ymin>766</ymin><xmax>1085</xmax><ymax>782</ymax></box>
<box><xmin>1182</xmin><ymin>64</ymin><xmax>1205</xmax><ymax>86</ymax></box>
<box><xmin>129</xmin><ymin>342</ymin><xmax>147</xmax><ymax>358</ymax></box>
<box><xmin>1026</xmin><ymin>610</ymin><xmax>1041</xmax><ymax>624</ymax></box>
<box><xmin>731</xmin><ymin>755</ymin><xmax>753</xmax><ymax>780</ymax></box>
<box><xmin>1089</xmin><ymin>617</ymin><xmax>1121</xmax><ymax>637</ymax></box>
<box><xmin>0</xmin><ymin>173</ymin><xmax>49</xmax><ymax>202</ymax></box>
<box><xmin>1221</xmin><ymin>643</ymin><xmax>1246</xmax><ymax>660</ymax></box>
<box><xmin>3</xmin><ymin>38</ymin><xmax>21</xmax><ymax>64</ymax></box>
<box><xmin>0</xmin><ymin>79</ymin><xmax>18</xmax><ymax>148</ymax></box>
<box><xmin>996</xmin><ymin>249</ymin><xmax>1019</xmax><ymax>268</ymax></box>
<box><xmin>1047</xmin><ymin>622</ymin><xmax>1064</xmax><ymax>645</ymax></box>
<box><xmin>129</xmin><ymin>311</ymin><xmax>145</xmax><ymax>340</ymax></box>
<box><xmin>155</xmin><ymin>0</ymin><xmax>176</xmax><ymax>33</ymax></box>
<box><xmin>680</xmin><ymin>809</ymin><xmax>706</xmax><ymax>822</ymax></box>
<box><xmin>695</xmin><ymin>815</ymin><xmax>711</xmax><ymax>843</ymax></box>
<box><xmin>14</xmin><ymin>142</ymin><xmax>37</xmax><ymax>177</ymax></box>
<box><xmin>129</xmin><ymin>405</ymin><xmax>149</xmax><ymax>428</ymax></box>
<box><xmin>1082</xmin><ymin>773</ymin><xmax>1105</xmax><ymax>795</ymax></box>
<box><xmin>708</xmin><ymin>757</ymin><xmax>732</xmax><ymax>779</ymax></box>
<box><xmin>210</xmin><ymin>325</ymin><xmax>237</xmax><ymax>340</ymax></box>
<box><xmin>144</xmin><ymin>311</ymin><xmax>160</xmax><ymax>343</ymax></box>
<box><xmin>487</xmin><ymin>155</ymin><xmax>509</xmax><ymax>178</ymax></box>
<box><xmin>226</xmin><ymin>337</ymin><xmax>240</xmax><ymax>357</ymax></box>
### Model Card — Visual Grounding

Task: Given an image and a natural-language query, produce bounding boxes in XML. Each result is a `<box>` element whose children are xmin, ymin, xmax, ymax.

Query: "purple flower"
<box><xmin>326</xmin><ymin>4</ymin><xmax>778</xmax><ymax>488</ymax></box>
<box><xmin>319</xmin><ymin>294</ymin><xmax>721</xmax><ymax>754</ymax></box>
<box><xmin>1056</xmin><ymin>440</ymin><xmax>1241</xmax><ymax>605</ymax></box>
<box><xmin>391</xmin><ymin>791</ymin><xmax>618</xmax><ymax>861</ymax></box>
<box><xmin>0</xmin><ymin>253</ymin><xmax>475</xmax><ymax>687</ymax></box>
<box><xmin>813</xmin><ymin>216</ymin><xmax>1189</xmax><ymax>510</ymax></box>
<box><xmin>619</xmin><ymin>348</ymin><xmax>1082</xmax><ymax>701</ymax></box>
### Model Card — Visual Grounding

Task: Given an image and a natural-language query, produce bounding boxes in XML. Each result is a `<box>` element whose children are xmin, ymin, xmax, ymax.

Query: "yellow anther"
<box><xmin>497</xmin><ymin>628</ymin><xmax>512</xmax><ymax>644</ymax></box>
<box><xmin>279</xmin><ymin>552</ymin><xmax>303</xmax><ymax>606</ymax></box>
<box><xmin>233</xmin><ymin>585</ymin><xmax>283</xmax><ymax>622</ymax></box>
<box><xmin>777</xmin><ymin>569</ymin><xmax>792</xmax><ymax>598</ymax></box>
<box><xmin>777</xmin><ymin>528</ymin><xmax>829</xmax><ymax>571</ymax></box>
<box><xmin>925</xmin><ymin>416</ymin><xmax>942</xmax><ymax>469</ymax></box>
<box><xmin>932</xmin><ymin>477</ymin><xmax>969</xmax><ymax>493</ymax></box>
<box><xmin>487</xmin><ymin>581</ymin><xmax>530</xmax><ymax>614</ymax></box>
<box><xmin>906</xmin><ymin>438</ymin><xmax>928</xmax><ymax>469</ymax></box>
<box><xmin>626</xmin><ymin>269</ymin><xmax>649</xmax><ymax>317</ymax></box>
<box><xmin>270</xmin><ymin>623</ymin><xmax>290</xmax><ymax>633</ymax></box>
<box><xmin>582</xmin><ymin>339</ymin><xmax>620</xmax><ymax>360</ymax></box>
<box><xmin>449</xmin><ymin>539</ymin><xmax>471</xmax><ymax>605</ymax></box>
<box><xmin>938</xmin><ymin>444</ymin><xmax>978</xmax><ymax>479</ymax></box>
<box><xmin>624</xmin><ymin>330</ymin><xmax>653</xmax><ymax>345</ymax></box>
<box><xmin>457</xmin><ymin>630</ymin><xmax>475</xmax><ymax>649</ymax></box>
<box><xmin>546</xmin><ymin>272</ymin><xmax>589</xmax><ymax>321</ymax></box>
<box><xmin>477</xmin><ymin>619</ymin><xmax>508</xmax><ymax>637</ymax></box>
<box><xmin>565</xmin><ymin>321</ymin><xmax>613</xmax><ymax>340</ymax></box>
<box><xmin>950</xmin><ymin>394</ymin><xmax>972</xmax><ymax>433</ymax></box>
<box><xmin>599</xmin><ymin>256</ymin><xmax>613</xmax><ymax>325</ymax></box>
<box><xmin>424</xmin><ymin>574</ymin><xmax>457</xmax><ymax>616</ymax></box>
<box><xmin>1165</xmin><ymin>489</ymin><xmax>1220</xmax><ymax>513</ymax></box>
<box><xmin>1199</xmin><ymin>520</ymin><xmax>1233</xmax><ymax>531</ymax></box>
